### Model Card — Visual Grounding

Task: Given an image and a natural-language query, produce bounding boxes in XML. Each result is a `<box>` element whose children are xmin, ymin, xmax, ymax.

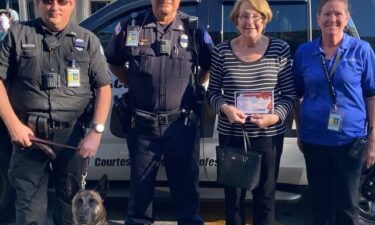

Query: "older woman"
<box><xmin>293</xmin><ymin>0</ymin><xmax>375</xmax><ymax>224</ymax></box>
<box><xmin>207</xmin><ymin>0</ymin><xmax>296</xmax><ymax>224</ymax></box>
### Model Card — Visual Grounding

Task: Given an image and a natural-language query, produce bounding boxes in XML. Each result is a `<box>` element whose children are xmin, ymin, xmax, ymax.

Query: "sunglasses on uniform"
<box><xmin>41</xmin><ymin>0</ymin><xmax>70</xmax><ymax>5</ymax></box>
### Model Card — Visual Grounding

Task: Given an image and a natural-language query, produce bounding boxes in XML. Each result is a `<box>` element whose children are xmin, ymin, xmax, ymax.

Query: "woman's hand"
<box><xmin>221</xmin><ymin>104</ymin><xmax>247</xmax><ymax>124</ymax></box>
<box><xmin>365</xmin><ymin>136</ymin><xmax>375</xmax><ymax>168</ymax></box>
<box><xmin>249</xmin><ymin>114</ymin><xmax>280</xmax><ymax>128</ymax></box>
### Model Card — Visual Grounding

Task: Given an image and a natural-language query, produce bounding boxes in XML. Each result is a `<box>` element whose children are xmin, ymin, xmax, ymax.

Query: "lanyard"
<box><xmin>319</xmin><ymin>51</ymin><xmax>342</xmax><ymax>107</ymax></box>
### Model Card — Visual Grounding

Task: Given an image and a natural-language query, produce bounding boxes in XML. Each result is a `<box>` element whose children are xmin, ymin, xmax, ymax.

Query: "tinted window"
<box><xmin>350</xmin><ymin>1</ymin><xmax>375</xmax><ymax>51</ymax></box>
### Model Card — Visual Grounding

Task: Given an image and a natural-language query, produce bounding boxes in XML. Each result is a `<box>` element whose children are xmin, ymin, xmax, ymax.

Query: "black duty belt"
<box><xmin>135</xmin><ymin>109</ymin><xmax>181</xmax><ymax>125</ymax></box>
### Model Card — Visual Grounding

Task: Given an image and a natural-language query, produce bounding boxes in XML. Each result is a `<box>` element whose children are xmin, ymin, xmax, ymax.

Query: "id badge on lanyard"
<box><xmin>327</xmin><ymin>106</ymin><xmax>344</xmax><ymax>132</ymax></box>
<box><xmin>320</xmin><ymin>51</ymin><xmax>343</xmax><ymax>132</ymax></box>
<box><xmin>126</xmin><ymin>25</ymin><xmax>140</xmax><ymax>46</ymax></box>
<box><xmin>67</xmin><ymin>60</ymin><xmax>81</xmax><ymax>87</ymax></box>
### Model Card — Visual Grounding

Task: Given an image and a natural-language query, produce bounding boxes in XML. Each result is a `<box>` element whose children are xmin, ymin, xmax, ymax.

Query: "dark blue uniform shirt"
<box><xmin>105</xmin><ymin>10</ymin><xmax>213</xmax><ymax>112</ymax></box>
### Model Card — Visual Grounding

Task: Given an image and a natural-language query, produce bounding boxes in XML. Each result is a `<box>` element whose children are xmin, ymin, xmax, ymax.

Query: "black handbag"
<box><xmin>216</xmin><ymin>127</ymin><xmax>262</xmax><ymax>190</ymax></box>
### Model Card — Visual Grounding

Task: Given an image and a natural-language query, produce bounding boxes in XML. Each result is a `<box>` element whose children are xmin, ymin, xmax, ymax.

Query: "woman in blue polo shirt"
<box><xmin>293</xmin><ymin>0</ymin><xmax>375</xmax><ymax>224</ymax></box>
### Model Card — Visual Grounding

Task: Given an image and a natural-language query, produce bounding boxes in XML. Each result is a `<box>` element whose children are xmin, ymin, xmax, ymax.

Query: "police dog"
<box><xmin>68</xmin><ymin>174</ymin><xmax>109</xmax><ymax>225</ymax></box>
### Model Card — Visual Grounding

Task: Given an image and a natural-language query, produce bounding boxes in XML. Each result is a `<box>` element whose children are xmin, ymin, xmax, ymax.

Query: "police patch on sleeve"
<box><xmin>115</xmin><ymin>22</ymin><xmax>122</xmax><ymax>36</ymax></box>
<box><xmin>204</xmin><ymin>31</ymin><xmax>213</xmax><ymax>46</ymax></box>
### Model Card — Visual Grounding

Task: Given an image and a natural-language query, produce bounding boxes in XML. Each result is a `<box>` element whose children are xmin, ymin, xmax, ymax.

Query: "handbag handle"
<box><xmin>224</xmin><ymin>124</ymin><xmax>252</xmax><ymax>153</ymax></box>
<box><xmin>242</xmin><ymin>126</ymin><xmax>252</xmax><ymax>153</ymax></box>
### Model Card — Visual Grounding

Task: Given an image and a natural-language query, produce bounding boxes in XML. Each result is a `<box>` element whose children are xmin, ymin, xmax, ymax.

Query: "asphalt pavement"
<box><xmin>0</xmin><ymin>187</ymin><xmax>373</xmax><ymax>225</ymax></box>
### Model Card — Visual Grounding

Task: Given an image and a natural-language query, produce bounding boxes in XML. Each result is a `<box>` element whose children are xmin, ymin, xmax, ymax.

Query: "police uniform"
<box><xmin>0</xmin><ymin>18</ymin><xmax>111</xmax><ymax>225</ymax></box>
<box><xmin>105</xmin><ymin>10</ymin><xmax>212</xmax><ymax>225</ymax></box>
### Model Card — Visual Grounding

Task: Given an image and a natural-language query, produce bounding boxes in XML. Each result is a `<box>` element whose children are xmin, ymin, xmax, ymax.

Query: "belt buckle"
<box><xmin>158</xmin><ymin>114</ymin><xmax>168</xmax><ymax>125</ymax></box>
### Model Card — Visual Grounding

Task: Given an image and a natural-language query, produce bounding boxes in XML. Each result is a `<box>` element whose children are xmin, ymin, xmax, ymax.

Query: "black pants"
<box><xmin>302</xmin><ymin>141</ymin><xmax>363</xmax><ymax>225</ymax></box>
<box><xmin>125</xmin><ymin>117</ymin><xmax>203</xmax><ymax>225</ymax></box>
<box><xmin>219</xmin><ymin>133</ymin><xmax>284</xmax><ymax>225</ymax></box>
<box><xmin>0</xmin><ymin>120</ymin><xmax>13</xmax><ymax>166</ymax></box>
<box><xmin>8</xmin><ymin>124</ymin><xmax>85</xmax><ymax>225</ymax></box>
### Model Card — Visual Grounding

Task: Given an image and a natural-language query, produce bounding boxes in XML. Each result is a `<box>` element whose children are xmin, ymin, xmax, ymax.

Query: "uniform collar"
<box><xmin>144</xmin><ymin>11</ymin><xmax>185</xmax><ymax>33</ymax></box>
<box><xmin>312</xmin><ymin>33</ymin><xmax>353</xmax><ymax>56</ymax></box>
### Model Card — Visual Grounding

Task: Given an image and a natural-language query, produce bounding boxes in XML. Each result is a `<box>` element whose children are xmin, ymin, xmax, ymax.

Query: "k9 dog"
<box><xmin>68</xmin><ymin>174</ymin><xmax>109</xmax><ymax>225</ymax></box>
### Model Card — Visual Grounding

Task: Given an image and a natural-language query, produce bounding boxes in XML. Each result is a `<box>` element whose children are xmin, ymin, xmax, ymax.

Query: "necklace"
<box><xmin>236</xmin><ymin>36</ymin><xmax>265</xmax><ymax>61</ymax></box>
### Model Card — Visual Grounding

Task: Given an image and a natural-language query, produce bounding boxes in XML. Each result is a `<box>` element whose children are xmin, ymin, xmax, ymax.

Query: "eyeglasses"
<box><xmin>238</xmin><ymin>14</ymin><xmax>263</xmax><ymax>22</ymax></box>
<box><xmin>41</xmin><ymin>0</ymin><xmax>70</xmax><ymax>6</ymax></box>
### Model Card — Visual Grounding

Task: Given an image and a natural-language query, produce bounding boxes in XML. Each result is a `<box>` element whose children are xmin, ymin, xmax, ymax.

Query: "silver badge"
<box><xmin>179</xmin><ymin>34</ymin><xmax>188</xmax><ymax>48</ymax></box>
<box><xmin>74</xmin><ymin>39</ymin><xmax>85</xmax><ymax>51</ymax></box>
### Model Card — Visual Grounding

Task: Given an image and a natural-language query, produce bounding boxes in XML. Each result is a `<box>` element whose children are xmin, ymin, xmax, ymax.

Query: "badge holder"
<box><xmin>126</xmin><ymin>25</ymin><xmax>140</xmax><ymax>47</ymax></box>
<box><xmin>126</xmin><ymin>14</ymin><xmax>140</xmax><ymax>47</ymax></box>
<box><xmin>67</xmin><ymin>59</ymin><xmax>81</xmax><ymax>87</ymax></box>
<box><xmin>327</xmin><ymin>106</ymin><xmax>344</xmax><ymax>132</ymax></box>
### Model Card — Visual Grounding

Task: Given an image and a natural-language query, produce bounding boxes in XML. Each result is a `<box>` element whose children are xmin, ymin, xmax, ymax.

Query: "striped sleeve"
<box><xmin>273</xmin><ymin>42</ymin><xmax>296</xmax><ymax>122</ymax></box>
<box><xmin>207</xmin><ymin>43</ymin><xmax>227</xmax><ymax>114</ymax></box>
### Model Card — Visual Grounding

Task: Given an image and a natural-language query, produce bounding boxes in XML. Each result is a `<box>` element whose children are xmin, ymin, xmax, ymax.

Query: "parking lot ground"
<box><xmin>103</xmin><ymin>186</ymin><xmax>312</xmax><ymax>225</ymax></box>
<box><xmin>1</xmin><ymin>186</ymin><xmax>372</xmax><ymax>225</ymax></box>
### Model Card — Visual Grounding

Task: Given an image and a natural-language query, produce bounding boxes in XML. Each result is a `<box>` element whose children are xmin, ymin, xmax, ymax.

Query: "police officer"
<box><xmin>0</xmin><ymin>0</ymin><xmax>112</xmax><ymax>225</ymax></box>
<box><xmin>105</xmin><ymin>0</ymin><xmax>213</xmax><ymax>224</ymax></box>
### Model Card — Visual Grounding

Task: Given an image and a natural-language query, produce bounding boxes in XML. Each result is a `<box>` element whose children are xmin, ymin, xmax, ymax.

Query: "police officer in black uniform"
<box><xmin>0</xmin><ymin>0</ymin><xmax>112</xmax><ymax>225</ymax></box>
<box><xmin>105</xmin><ymin>0</ymin><xmax>213</xmax><ymax>224</ymax></box>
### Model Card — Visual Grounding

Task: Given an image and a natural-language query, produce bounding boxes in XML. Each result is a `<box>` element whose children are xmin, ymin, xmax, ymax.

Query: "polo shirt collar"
<box><xmin>312</xmin><ymin>33</ymin><xmax>352</xmax><ymax>56</ymax></box>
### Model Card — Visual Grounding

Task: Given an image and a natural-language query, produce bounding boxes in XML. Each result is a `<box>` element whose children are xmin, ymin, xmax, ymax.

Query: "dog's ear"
<box><xmin>95</xmin><ymin>174</ymin><xmax>109</xmax><ymax>200</ymax></box>
<box><xmin>67</xmin><ymin>173</ymin><xmax>81</xmax><ymax>200</ymax></box>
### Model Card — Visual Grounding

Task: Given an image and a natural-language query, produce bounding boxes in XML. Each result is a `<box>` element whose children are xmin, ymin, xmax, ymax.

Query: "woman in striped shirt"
<box><xmin>207</xmin><ymin>0</ymin><xmax>296</xmax><ymax>224</ymax></box>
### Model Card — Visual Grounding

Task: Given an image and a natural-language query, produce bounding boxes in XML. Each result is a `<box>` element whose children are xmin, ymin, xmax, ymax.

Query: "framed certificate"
<box><xmin>235</xmin><ymin>91</ymin><xmax>274</xmax><ymax>115</ymax></box>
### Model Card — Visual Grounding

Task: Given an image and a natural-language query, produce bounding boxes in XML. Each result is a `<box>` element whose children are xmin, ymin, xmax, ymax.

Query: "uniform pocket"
<box><xmin>130</xmin><ymin>47</ymin><xmax>156</xmax><ymax>75</ymax></box>
<box><xmin>64</xmin><ymin>52</ymin><xmax>90</xmax><ymax>85</ymax></box>
<box><xmin>16</xmin><ymin>49</ymin><xmax>40</xmax><ymax>79</ymax></box>
<box><xmin>171</xmin><ymin>49</ymin><xmax>193</xmax><ymax>78</ymax></box>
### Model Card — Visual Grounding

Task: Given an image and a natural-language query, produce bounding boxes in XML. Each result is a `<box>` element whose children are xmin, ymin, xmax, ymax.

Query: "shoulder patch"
<box><xmin>204</xmin><ymin>31</ymin><xmax>213</xmax><ymax>46</ymax></box>
<box><xmin>115</xmin><ymin>22</ymin><xmax>122</xmax><ymax>36</ymax></box>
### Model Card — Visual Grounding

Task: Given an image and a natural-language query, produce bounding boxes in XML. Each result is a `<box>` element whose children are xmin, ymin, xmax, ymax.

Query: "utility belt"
<box><xmin>134</xmin><ymin>109</ymin><xmax>182</xmax><ymax>125</ymax></box>
<box><xmin>134</xmin><ymin>108</ymin><xmax>197</xmax><ymax>127</ymax></box>
<box><xmin>26</xmin><ymin>115</ymin><xmax>74</xmax><ymax>138</ymax></box>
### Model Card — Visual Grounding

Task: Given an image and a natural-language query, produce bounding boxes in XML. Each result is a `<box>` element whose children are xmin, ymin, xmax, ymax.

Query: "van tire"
<box><xmin>359</xmin><ymin>196</ymin><xmax>375</xmax><ymax>223</ymax></box>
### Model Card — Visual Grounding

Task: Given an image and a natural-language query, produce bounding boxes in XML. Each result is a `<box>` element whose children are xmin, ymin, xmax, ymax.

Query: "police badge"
<box><xmin>179</xmin><ymin>34</ymin><xmax>188</xmax><ymax>48</ymax></box>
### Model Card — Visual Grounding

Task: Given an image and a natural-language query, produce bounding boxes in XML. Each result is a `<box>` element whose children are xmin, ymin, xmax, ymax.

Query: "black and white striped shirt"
<box><xmin>207</xmin><ymin>37</ymin><xmax>296</xmax><ymax>137</ymax></box>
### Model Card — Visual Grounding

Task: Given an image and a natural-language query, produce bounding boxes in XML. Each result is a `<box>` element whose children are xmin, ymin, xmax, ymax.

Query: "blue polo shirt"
<box><xmin>293</xmin><ymin>34</ymin><xmax>375</xmax><ymax>146</ymax></box>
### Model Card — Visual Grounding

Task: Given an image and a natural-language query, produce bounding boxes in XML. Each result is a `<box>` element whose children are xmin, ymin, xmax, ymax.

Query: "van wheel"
<box><xmin>359</xmin><ymin>166</ymin><xmax>375</xmax><ymax>223</ymax></box>
<box><xmin>0</xmin><ymin>164</ymin><xmax>15</xmax><ymax>222</ymax></box>
<box><xmin>359</xmin><ymin>197</ymin><xmax>375</xmax><ymax>223</ymax></box>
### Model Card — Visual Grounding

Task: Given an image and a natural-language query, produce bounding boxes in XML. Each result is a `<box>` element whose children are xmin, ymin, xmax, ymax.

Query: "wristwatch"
<box><xmin>92</xmin><ymin>123</ymin><xmax>105</xmax><ymax>133</ymax></box>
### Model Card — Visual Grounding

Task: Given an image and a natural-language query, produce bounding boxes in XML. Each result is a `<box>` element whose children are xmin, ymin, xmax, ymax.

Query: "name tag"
<box><xmin>126</xmin><ymin>26</ymin><xmax>140</xmax><ymax>47</ymax></box>
<box><xmin>67</xmin><ymin>67</ymin><xmax>81</xmax><ymax>87</ymax></box>
<box><xmin>327</xmin><ymin>108</ymin><xmax>344</xmax><ymax>132</ymax></box>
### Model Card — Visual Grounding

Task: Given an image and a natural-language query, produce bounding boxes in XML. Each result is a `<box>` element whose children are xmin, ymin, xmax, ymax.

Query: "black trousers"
<box><xmin>125</xmin><ymin>118</ymin><xmax>203</xmax><ymax>225</ymax></box>
<box><xmin>0</xmin><ymin>120</ymin><xmax>13</xmax><ymax>167</ymax></box>
<box><xmin>302</xmin><ymin>141</ymin><xmax>363</xmax><ymax>225</ymax></box>
<box><xmin>8</xmin><ymin>124</ymin><xmax>85</xmax><ymax>225</ymax></box>
<box><xmin>219</xmin><ymin>133</ymin><xmax>284</xmax><ymax>225</ymax></box>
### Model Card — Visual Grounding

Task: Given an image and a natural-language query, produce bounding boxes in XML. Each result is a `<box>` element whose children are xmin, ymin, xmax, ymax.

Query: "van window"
<box><xmin>350</xmin><ymin>0</ymin><xmax>375</xmax><ymax>51</ymax></box>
